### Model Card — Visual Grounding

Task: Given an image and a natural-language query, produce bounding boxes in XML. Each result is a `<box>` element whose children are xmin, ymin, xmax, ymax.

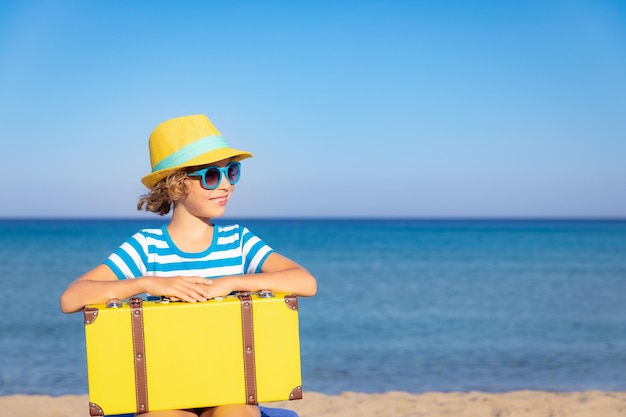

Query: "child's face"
<box><xmin>180</xmin><ymin>158</ymin><xmax>236</xmax><ymax>219</ymax></box>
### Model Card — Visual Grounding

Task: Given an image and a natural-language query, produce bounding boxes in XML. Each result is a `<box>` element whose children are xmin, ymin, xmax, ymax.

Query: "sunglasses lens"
<box><xmin>227</xmin><ymin>163</ymin><xmax>240</xmax><ymax>184</ymax></box>
<box><xmin>203</xmin><ymin>168</ymin><xmax>221</xmax><ymax>188</ymax></box>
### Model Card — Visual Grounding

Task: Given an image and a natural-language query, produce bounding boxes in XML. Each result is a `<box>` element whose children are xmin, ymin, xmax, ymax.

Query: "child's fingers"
<box><xmin>182</xmin><ymin>276</ymin><xmax>213</xmax><ymax>286</ymax></box>
<box><xmin>152</xmin><ymin>277</ymin><xmax>209</xmax><ymax>302</ymax></box>
<box><xmin>179</xmin><ymin>283</ymin><xmax>212</xmax><ymax>302</ymax></box>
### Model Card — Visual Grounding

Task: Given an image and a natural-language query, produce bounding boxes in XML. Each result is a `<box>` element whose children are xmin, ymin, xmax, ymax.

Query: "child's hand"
<box><xmin>142</xmin><ymin>276</ymin><xmax>213</xmax><ymax>303</ymax></box>
<box><xmin>201</xmin><ymin>276</ymin><xmax>239</xmax><ymax>299</ymax></box>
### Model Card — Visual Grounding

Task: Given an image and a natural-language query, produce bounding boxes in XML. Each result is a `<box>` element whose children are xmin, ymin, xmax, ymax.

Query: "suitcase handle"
<box><xmin>237</xmin><ymin>290</ymin><xmax>274</xmax><ymax>298</ymax></box>
<box><xmin>154</xmin><ymin>292</ymin><xmax>273</xmax><ymax>302</ymax></box>
<box><xmin>105</xmin><ymin>290</ymin><xmax>277</xmax><ymax>307</ymax></box>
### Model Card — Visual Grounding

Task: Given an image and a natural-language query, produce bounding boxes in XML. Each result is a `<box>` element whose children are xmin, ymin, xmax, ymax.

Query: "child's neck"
<box><xmin>167</xmin><ymin>212</ymin><xmax>215</xmax><ymax>253</ymax></box>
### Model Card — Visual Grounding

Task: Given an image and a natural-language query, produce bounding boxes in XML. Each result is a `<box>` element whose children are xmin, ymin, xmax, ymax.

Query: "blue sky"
<box><xmin>1</xmin><ymin>0</ymin><xmax>625</xmax><ymax>218</ymax></box>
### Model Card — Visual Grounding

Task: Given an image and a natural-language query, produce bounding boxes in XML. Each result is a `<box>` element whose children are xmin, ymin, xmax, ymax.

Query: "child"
<box><xmin>60</xmin><ymin>114</ymin><xmax>317</xmax><ymax>417</ymax></box>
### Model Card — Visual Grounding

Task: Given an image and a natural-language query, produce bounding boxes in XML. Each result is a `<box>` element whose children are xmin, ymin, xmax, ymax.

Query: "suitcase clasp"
<box><xmin>106</xmin><ymin>298</ymin><xmax>122</xmax><ymax>308</ymax></box>
<box><xmin>258</xmin><ymin>290</ymin><xmax>274</xmax><ymax>298</ymax></box>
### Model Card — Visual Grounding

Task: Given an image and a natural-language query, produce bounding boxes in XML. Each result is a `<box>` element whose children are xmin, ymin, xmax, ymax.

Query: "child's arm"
<box><xmin>199</xmin><ymin>252</ymin><xmax>318</xmax><ymax>299</ymax></box>
<box><xmin>60</xmin><ymin>253</ymin><xmax>316</xmax><ymax>313</ymax></box>
<box><xmin>59</xmin><ymin>264</ymin><xmax>214</xmax><ymax>313</ymax></box>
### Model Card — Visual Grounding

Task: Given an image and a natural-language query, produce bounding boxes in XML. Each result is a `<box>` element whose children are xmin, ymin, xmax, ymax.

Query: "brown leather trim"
<box><xmin>130</xmin><ymin>297</ymin><xmax>149</xmax><ymax>414</ymax></box>
<box><xmin>284</xmin><ymin>294</ymin><xmax>298</xmax><ymax>311</ymax></box>
<box><xmin>84</xmin><ymin>307</ymin><xmax>99</xmax><ymax>325</ymax></box>
<box><xmin>89</xmin><ymin>401</ymin><xmax>104</xmax><ymax>416</ymax></box>
<box><xmin>238</xmin><ymin>293</ymin><xmax>258</xmax><ymax>405</ymax></box>
<box><xmin>289</xmin><ymin>386</ymin><xmax>303</xmax><ymax>400</ymax></box>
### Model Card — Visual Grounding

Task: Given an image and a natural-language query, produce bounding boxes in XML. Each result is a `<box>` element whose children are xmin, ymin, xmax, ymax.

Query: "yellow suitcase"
<box><xmin>83</xmin><ymin>292</ymin><xmax>302</xmax><ymax>416</ymax></box>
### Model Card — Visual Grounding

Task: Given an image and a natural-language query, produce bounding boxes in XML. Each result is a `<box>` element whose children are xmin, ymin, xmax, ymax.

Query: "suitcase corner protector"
<box><xmin>284</xmin><ymin>294</ymin><xmax>298</xmax><ymax>311</ymax></box>
<box><xmin>89</xmin><ymin>401</ymin><xmax>104</xmax><ymax>416</ymax></box>
<box><xmin>84</xmin><ymin>307</ymin><xmax>100</xmax><ymax>325</ymax></box>
<box><xmin>289</xmin><ymin>385</ymin><xmax>303</xmax><ymax>400</ymax></box>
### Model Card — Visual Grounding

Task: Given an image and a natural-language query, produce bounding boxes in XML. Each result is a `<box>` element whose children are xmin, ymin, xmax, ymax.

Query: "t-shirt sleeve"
<box><xmin>240</xmin><ymin>226</ymin><xmax>274</xmax><ymax>274</ymax></box>
<box><xmin>103</xmin><ymin>231</ymin><xmax>149</xmax><ymax>280</ymax></box>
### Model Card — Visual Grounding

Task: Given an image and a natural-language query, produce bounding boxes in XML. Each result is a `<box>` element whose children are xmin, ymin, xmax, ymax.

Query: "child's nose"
<box><xmin>217</xmin><ymin>172</ymin><xmax>233</xmax><ymax>189</ymax></box>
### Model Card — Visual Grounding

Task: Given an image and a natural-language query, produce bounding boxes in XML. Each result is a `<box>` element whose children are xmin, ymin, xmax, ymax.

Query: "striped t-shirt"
<box><xmin>104</xmin><ymin>224</ymin><xmax>273</xmax><ymax>280</ymax></box>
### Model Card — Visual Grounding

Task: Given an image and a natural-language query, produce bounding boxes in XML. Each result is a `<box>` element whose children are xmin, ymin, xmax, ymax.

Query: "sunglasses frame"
<box><xmin>188</xmin><ymin>161</ymin><xmax>241</xmax><ymax>190</ymax></box>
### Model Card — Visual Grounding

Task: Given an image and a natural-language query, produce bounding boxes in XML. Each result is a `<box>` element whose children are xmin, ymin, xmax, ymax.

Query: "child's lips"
<box><xmin>210</xmin><ymin>195</ymin><xmax>229</xmax><ymax>205</ymax></box>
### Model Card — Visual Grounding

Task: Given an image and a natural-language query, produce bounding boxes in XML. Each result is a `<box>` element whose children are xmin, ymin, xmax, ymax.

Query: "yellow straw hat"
<box><xmin>141</xmin><ymin>114</ymin><xmax>253</xmax><ymax>188</ymax></box>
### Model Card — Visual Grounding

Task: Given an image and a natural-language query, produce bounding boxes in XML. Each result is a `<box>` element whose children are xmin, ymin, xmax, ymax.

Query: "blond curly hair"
<box><xmin>137</xmin><ymin>169</ymin><xmax>192</xmax><ymax>215</ymax></box>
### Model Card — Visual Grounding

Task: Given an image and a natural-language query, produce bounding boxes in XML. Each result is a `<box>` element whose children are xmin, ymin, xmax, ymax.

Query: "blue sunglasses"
<box><xmin>188</xmin><ymin>161</ymin><xmax>241</xmax><ymax>190</ymax></box>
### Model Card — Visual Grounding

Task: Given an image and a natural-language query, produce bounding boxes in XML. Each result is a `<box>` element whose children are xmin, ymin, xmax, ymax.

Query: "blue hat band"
<box><xmin>152</xmin><ymin>135</ymin><xmax>230</xmax><ymax>172</ymax></box>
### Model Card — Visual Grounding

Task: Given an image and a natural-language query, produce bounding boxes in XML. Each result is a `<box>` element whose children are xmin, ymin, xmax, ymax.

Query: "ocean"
<box><xmin>0</xmin><ymin>218</ymin><xmax>625</xmax><ymax>396</ymax></box>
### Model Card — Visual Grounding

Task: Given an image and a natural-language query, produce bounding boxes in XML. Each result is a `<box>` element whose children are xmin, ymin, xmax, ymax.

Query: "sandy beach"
<box><xmin>1</xmin><ymin>391</ymin><xmax>625</xmax><ymax>417</ymax></box>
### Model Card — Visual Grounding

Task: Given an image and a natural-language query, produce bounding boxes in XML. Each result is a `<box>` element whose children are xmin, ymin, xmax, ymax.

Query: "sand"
<box><xmin>1</xmin><ymin>391</ymin><xmax>625</xmax><ymax>417</ymax></box>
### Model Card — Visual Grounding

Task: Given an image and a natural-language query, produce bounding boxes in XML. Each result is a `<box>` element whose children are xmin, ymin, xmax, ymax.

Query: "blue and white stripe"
<box><xmin>104</xmin><ymin>224</ymin><xmax>273</xmax><ymax>280</ymax></box>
